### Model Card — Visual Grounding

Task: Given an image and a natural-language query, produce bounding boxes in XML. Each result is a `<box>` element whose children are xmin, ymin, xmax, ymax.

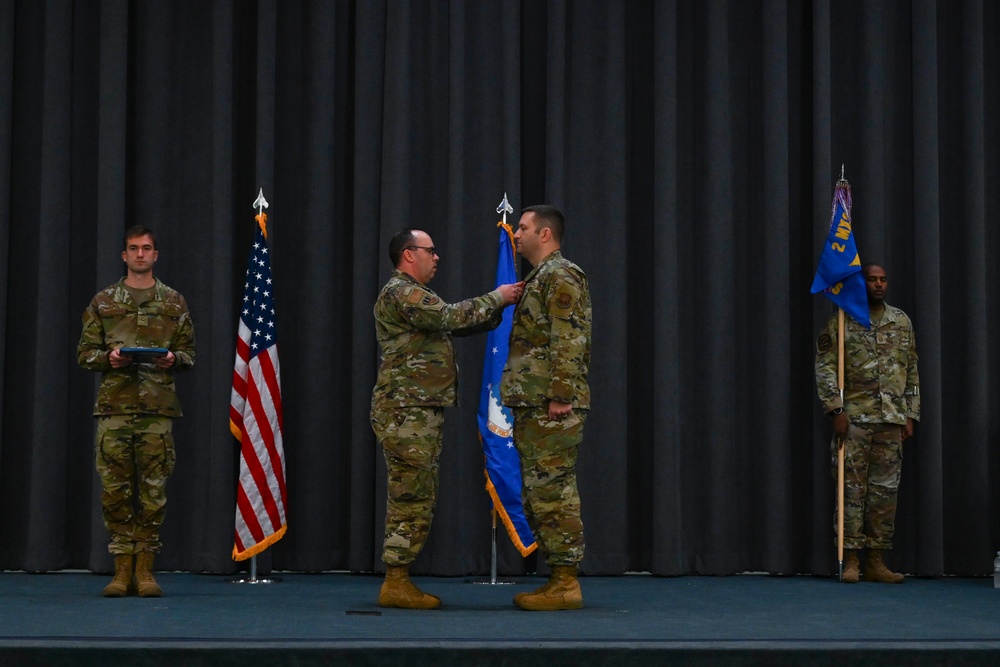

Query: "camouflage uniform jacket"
<box><xmin>501</xmin><ymin>250</ymin><xmax>591</xmax><ymax>409</ymax></box>
<box><xmin>371</xmin><ymin>270</ymin><xmax>504</xmax><ymax>409</ymax></box>
<box><xmin>815</xmin><ymin>303</ymin><xmax>919</xmax><ymax>425</ymax></box>
<box><xmin>77</xmin><ymin>278</ymin><xmax>196</xmax><ymax>417</ymax></box>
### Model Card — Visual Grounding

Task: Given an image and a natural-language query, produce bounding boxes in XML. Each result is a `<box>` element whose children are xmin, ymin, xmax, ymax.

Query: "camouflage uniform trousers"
<box><xmin>831</xmin><ymin>422</ymin><xmax>904</xmax><ymax>550</ymax></box>
<box><xmin>512</xmin><ymin>406</ymin><xmax>587</xmax><ymax>566</ymax></box>
<box><xmin>371</xmin><ymin>406</ymin><xmax>445</xmax><ymax>566</ymax></box>
<box><xmin>95</xmin><ymin>414</ymin><xmax>176</xmax><ymax>555</ymax></box>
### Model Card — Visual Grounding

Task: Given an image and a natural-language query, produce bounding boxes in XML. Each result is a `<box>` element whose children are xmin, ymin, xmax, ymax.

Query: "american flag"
<box><xmin>229</xmin><ymin>211</ymin><xmax>288</xmax><ymax>560</ymax></box>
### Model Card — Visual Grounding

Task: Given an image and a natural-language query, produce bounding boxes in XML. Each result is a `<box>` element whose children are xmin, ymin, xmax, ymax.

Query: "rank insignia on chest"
<box><xmin>137</xmin><ymin>314</ymin><xmax>149</xmax><ymax>326</ymax></box>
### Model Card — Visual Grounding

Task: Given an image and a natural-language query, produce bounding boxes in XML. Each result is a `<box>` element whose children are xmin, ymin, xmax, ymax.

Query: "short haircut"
<box><xmin>862</xmin><ymin>262</ymin><xmax>886</xmax><ymax>274</ymax></box>
<box><xmin>522</xmin><ymin>204</ymin><xmax>565</xmax><ymax>242</ymax></box>
<box><xmin>389</xmin><ymin>228</ymin><xmax>418</xmax><ymax>267</ymax></box>
<box><xmin>124</xmin><ymin>225</ymin><xmax>156</xmax><ymax>250</ymax></box>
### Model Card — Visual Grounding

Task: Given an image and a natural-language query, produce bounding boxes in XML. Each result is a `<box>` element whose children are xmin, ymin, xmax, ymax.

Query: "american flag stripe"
<box><xmin>230</xmin><ymin>214</ymin><xmax>288</xmax><ymax>561</ymax></box>
<box><xmin>236</xmin><ymin>481</ymin><xmax>264</xmax><ymax>547</ymax></box>
<box><xmin>243</xmin><ymin>359</ymin><xmax>285</xmax><ymax>524</ymax></box>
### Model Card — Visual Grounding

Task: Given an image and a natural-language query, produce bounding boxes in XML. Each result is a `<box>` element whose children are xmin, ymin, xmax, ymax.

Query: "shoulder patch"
<box><xmin>817</xmin><ymin>333</ymin><xmax>832</xmax><ymax>352</ymax></box>
<box><xmin>422</xmin><ymin>295</ymin><xmax>440</xmax><ymax>306</ymax></box>
<box><xmin>551</xmin><ymin>286</ymin><xmax>578</xmax><ymax>318</ymax></box>
<box><xmin>406</xmin><ymin>288</ymin><xmax>422</xmax><ymax>304</ymax></box>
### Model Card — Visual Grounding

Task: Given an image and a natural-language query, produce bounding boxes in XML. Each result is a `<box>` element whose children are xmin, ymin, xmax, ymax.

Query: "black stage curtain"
<box><xmin>1</xmin><ymin>0</ymin><xmax>998</xmax><ymax>577</ymax></box>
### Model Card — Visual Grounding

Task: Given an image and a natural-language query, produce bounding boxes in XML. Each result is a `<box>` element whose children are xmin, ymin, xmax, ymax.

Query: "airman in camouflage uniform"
<box><xmin>371</xmin><ymin>228</ymin><xmax>522</xmax><ymax>609</ymax></box>
<box><xmin>501</xmin><ymin>205</ymin><xmax>591</xmax><ymax>611</ymax></box>
<box><xmin>77</xmin><ymin>226</ymin><xmax>195</xmax><ymax>597</ymax></box>
<box><xmin>815</xmin><ymin>264</ymin><xmax>919</xmax><ymax>584</ymax></box>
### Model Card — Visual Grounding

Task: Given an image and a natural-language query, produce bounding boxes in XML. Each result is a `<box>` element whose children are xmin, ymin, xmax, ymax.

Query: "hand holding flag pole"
<box><xmin>812</xmin><ymin>166</ymin><xmax>867</xmax><ymax>582</ymax></box>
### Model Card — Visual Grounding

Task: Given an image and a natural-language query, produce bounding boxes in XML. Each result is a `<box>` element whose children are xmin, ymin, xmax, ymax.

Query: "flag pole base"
<box><xmin>227</xmin><ymin>575</ymin><xmax>283</xmax><ymax>584</ymax></box>
<box><xmin>226</xmin><ymin>555</ymin><xmax>282</xmax><ymax>584</ymax></box>
<box><xmin>466</xmin><ymin>508</ymin><xmax>516</xmax><ymax>585</ymax></box>
<box><xmin>467</xmin><ymin>576</ymin><xmax>516</xmax><ymax>586</ymax></box>
<box><xmin>838</xmin><ymin>560</ymin><xmax>843</xmax><ymax>582</ymax></box>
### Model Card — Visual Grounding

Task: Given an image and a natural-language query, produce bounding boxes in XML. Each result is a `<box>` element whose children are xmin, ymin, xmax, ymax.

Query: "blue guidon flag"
<box><xmin>811</xmin><ymin>178</ymin><xmax>871</xmax><ymax>329</ymax></box>
<box><xmin>477</xmin><ymin>218</ymin><xmax>536</xmax><ymax>556</ymax></box>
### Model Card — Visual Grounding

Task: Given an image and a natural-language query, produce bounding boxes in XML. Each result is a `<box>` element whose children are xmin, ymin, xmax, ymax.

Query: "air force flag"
<box><xmin>478</xmin><ymin>222</ymin><xmax>537</xmax><ymax>556</ymax></box>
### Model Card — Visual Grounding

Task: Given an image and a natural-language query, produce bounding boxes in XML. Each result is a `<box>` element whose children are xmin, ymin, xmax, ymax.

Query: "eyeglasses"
<box><xmin>406</xmin><ymin>246</ymin><xmax>437</xmax><ymax>255</ymax></box>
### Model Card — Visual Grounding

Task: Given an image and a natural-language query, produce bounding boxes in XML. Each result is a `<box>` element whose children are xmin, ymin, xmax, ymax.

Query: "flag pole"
<box><xmin>837</xmin><ymin>308</ymin><xmax>846</xmax><ymax>582</ymax></box>
<box><xmin>227</xmin><ymin>188</ymin><xmax>284</xmax><ymax>585</ymax></box>
<box><xmin>472</xmin><ymin>192</ymin><xmax>518</xmax><ymax>587</ymax></box>
<box><xmin>835</xmin><ymin>165</ymin><xmax>848</xmax><ymax>582</ymax></box>
<box><xmin>813</xmin><ymin>166</ymin><xmax>864</xmax><ymax>582</ymax></box>
<box><xmin>490</xmin><ymin>507</ymin><xmax>500</xmax><ymax>583</ymax></box>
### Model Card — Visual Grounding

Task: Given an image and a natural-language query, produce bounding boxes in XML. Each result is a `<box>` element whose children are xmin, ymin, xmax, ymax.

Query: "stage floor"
<box><xmin>2</xmin><ymin>571</ymin><xmax>1000</xmax><ymax>666</ymax></box>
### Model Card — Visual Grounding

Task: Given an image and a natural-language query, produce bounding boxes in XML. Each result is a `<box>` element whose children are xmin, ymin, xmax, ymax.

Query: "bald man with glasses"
<box><xmin>370</xmin><ymin>228</ymin><xmax>523</xmax><ymax>609</ymax></box>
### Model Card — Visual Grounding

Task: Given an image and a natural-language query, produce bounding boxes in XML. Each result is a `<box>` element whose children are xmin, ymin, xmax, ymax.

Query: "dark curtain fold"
<box><xmin>1</xmin><ymin>0</ymin><xmax>998</xmax><ymax>577</ymax></box>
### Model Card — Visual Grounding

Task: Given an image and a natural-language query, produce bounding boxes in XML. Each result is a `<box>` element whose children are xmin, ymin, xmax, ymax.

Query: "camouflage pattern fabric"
<box><xmin>513</xmin><ymin>407</ymin><xmax>587</xmax><ymax>566</ymax></box>
<box><xmin>501</xmin><ymin>251</ymin><xmax>591</xmax><ymax>408</ymax></box>
<box><xmin>96</xmin><ymin>414</ymin><xmax>176</xmax><ymax>554</ymax></box>
<box><xmin>371</xmin><ymin>270</ymin><xmax>504</xmax><ymax>410</ymax></box>
<box><xmin>370</xmin><ymin>270</ymin><xmax>506</xmax><ymax>565</ymax></box>
<box><xmin>830</xmin><ymin>423</ymin><xmax>903</xmax><ymax>550</ymax></box>
<box><xmin>815</xmin><ymin>302</ymin><xmax>919</xmax><ymax>551</ymax></box>
<box><xmin>815</xmin><ymin>304</ymin><xmax>919</xmax><ymax>424</ymax></box>
<box><xmin>77</xmin><ymin>278</ymin><xmax>196</xmax><ymax>417</ymax></box>
<box><xmin>78</xmin><ymin>278</ymin><xmax>193</xmax><ymax>555</ymax></box>
<box><xmin>501</xmin><ymin>250</ymin><xmax>592</xmax><ymax>567</ymax></box>
<box><xmin>371</xmin><ymin>406</ymin><xmax>444</xmax><ymax>566</ymax></box>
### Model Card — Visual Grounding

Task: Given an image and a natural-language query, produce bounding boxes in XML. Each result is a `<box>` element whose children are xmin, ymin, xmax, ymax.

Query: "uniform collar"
<box><xmin>114</xmin><ymin>277</ymin><xmax>165</xmax><ymax>304</ymax></box>
<box><xmin>524</xmin><ymin>249</ymin><xmax>562</xmax><ymax>283</ymax></box>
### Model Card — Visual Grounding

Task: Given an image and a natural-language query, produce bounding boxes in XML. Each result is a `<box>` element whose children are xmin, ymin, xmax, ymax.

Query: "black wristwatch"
<box><xmin>830</xmin><ymin>407</ymin><xmax>844</xmax><ymax>415</ymax></box>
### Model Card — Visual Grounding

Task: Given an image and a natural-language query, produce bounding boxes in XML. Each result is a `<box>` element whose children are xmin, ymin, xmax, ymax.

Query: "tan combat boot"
<box><xmin>134</xmin><ymin>552</ymin><xmax>163</xmax><ymax>597</ymax></box>
<box><xmin>513</xmin><ymin>564</ymin><xmax>583</xmax><ymax>611</ymax></box>
<box><xmin>102</xmin><ymin>554</ymin><xmax>134</xmax><ymax>597</ymax></box>
<box><xmin>378</xmin><ymin>565</ymin><xmax>441</xmax><ymax>609</ymax></box>
<box><xmin>841</xmin><ymin>549</ymin><xmax>860</xmax><ymax>583</ymax></box>
<box><xmin>864</xmin><ymin>550</ymin><xmax>904</xmax><ymax>584</ymax></box>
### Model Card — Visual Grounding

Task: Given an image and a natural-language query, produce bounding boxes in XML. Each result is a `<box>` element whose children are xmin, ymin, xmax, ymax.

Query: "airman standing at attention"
<box><xmin>502</xmin><ymin>205</ymin><xmax>591</xmax><ymax>611</ymax></box>
<box><xmin>816</xmin><ymin>263</ymin><xmax>919</xmax><ymax>584</ymax></box>
<box><xmin>78</xmin><ymin>226</ymin><xmax>195</xmax><ymax>598</ymax></box>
